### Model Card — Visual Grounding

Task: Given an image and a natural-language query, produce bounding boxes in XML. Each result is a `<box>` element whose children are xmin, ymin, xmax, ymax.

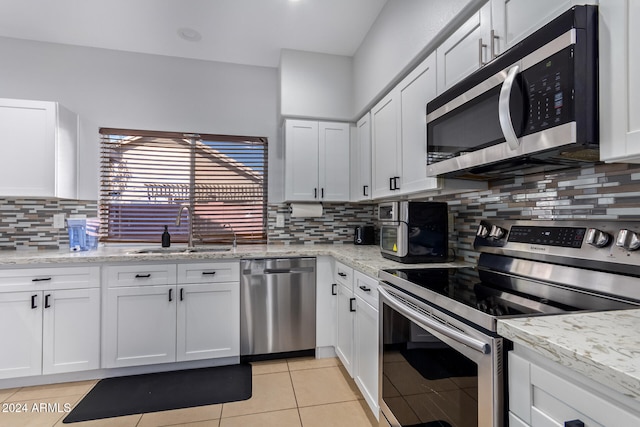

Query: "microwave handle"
<box><xmin>498</xmin><ymin>65</ymin><xmax>521</xmax><ymax>151</ymax></box>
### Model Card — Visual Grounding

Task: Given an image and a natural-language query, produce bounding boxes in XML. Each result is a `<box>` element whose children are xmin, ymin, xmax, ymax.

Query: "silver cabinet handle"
<box><xmin>379</xmin><ymin>286</ymin><xmax>490</xmax><ymax>354</ymax></box>
<box><xmin>478</xmin><ymin>38</ymin><xmax>488</xmax><ymax>66</ymax></box>
<box><xmin>490</xmin><ymin>29</ymin><xmax>498</xmax><ymax>59</ymax></box>
<box><xmin>499</xmin><ymin>65</ymin><xmax>521</xmax><ymax>150</ymax></box>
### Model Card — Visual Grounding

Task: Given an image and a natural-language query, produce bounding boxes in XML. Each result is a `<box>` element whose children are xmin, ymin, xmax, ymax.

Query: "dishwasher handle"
<box><xmin>246</xmin><ymin>267</ymin><xmax>315</xmax><ymax>275</ymax></box>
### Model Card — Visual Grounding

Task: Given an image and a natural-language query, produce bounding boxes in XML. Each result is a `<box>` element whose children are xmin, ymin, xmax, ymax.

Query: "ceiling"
<box><xmin>0</xmin><ymin>0</ymin><xmax>388</xmax><ymax>68</ymax></box>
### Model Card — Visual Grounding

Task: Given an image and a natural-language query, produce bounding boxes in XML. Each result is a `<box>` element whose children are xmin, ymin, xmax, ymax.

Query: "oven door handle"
<box><xmin>379</xmin><ymin>286</ymin><xmax>491</xmax><ymax>355</ymax></box>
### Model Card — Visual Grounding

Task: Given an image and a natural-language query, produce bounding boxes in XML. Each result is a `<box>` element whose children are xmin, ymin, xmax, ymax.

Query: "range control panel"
<box><xmin>508</xmin><ymin>226</ymin><xmax>586</xmax><ymax>248</ymax></box>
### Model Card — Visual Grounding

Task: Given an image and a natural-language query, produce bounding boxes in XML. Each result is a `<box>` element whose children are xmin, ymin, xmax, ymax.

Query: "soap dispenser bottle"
<box><xmin>162</xmin><ymin>225</ymin><xmax>171</xmax><ymax>247</ymax></box>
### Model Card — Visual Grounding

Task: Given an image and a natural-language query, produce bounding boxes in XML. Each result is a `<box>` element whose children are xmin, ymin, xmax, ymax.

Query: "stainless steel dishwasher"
<box><xmin>240</xmin><ymin>257</ymin><xmax>316</xmax><ymax>358</ymax></box>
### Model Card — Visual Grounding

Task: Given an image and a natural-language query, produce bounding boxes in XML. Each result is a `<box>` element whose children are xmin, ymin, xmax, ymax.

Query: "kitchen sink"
<box><xmin>127</xmin><ymin>246</ymin><xmax>232</xmax><ymax>254</ymax></box>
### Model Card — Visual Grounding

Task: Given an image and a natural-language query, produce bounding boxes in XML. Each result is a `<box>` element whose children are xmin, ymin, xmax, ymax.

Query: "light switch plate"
<box><xmin>276</xmin><ymin>214</ymin><xmax>285</xmax><ymax>228</ymax></box>
<box><xmin>53</xmin><ymin>213</ymin><xmax>66</xmax><ymax>229</ymax></box>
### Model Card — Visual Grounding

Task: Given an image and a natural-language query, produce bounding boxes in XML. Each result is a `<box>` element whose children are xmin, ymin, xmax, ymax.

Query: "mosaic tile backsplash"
<box><xmin>2</xmin><ymin>162</ymin><xmax>640</xmax><ymax>252</ymax></box>
<box><xmin>0</xmin><ymin>199</ymin><xmax>98</xmax><ymax>250</ymax></box>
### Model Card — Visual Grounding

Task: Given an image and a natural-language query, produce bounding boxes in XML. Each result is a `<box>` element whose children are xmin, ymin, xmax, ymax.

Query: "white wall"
<box><xmin>279</xmin><ymin>49</ymin><xmax>353</xmax><ymax>121</ymax></box>
<box><xmin>353</xmin><ymin>0</ymin><xmax>480</xmax><ymax>117</ymax></box>
<box><xmin>0</xmin><ymin>37</ymin><xmax>282</xmax><ymax>201</ymax></box>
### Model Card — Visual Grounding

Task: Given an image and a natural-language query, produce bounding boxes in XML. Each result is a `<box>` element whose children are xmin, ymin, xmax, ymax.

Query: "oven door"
<box><xmin>379</xmin><ymin>284</ymin><xmax>503</xmax><ymax>427</ymax></box>
<box><xmin>380</xmin><ymin>223</ymin><xmax>407</xmax><ymax>258</ymax></box>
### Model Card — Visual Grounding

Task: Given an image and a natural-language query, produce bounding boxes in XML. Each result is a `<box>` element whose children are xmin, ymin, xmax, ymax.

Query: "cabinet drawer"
<box><xmin>334</xmin><ymin>261</ymin><xmax>353</xmax><ymax>289</ymax></box>
<box><xmin>177</xmin><ymin>261</ymin><xmax>239</xmax><ymax>284</ymax></box>
<box><xmin>0</xmin><ymin>266</ymin><xmax>99</xmax><ymax>292</ymax></box>
<box><xmin>105</xmin><ymin>264</ymin><xmax>177</xmax><ymax>287</ymax></box>
<box><xmin>353</xmin><ymin>270</ymin><xmax>378</xmax><ymax>308</ymax></box>
<box><xmin>529</xmin><ymin>363</ymin><xmax>640</xmax><ymax>426</ymax></box>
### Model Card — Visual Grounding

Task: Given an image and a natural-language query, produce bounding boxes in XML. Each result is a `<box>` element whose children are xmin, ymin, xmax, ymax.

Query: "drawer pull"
<box><xmin>565</xmin><ymin>421</ymin><xmax>585</xmax><ymax>427</ymax></box>
<box><xmin>331</xmin><ymin>283</ymin><xmax>337</xmax><ymax>296</ymax></box>
<box><xmin>359</xmin><ymin>285</ymin><xmax>371</xmax><ymax>292</ymax></box>
<box><xmin>135</xmin><ymin>273</ymin><xmax>151</xmax><ymax>279</ymax></box>
<box><xmin>202</xmin><ymin>271</ymin><xmax>217</xmax><ymax>275</ymax></box>
<box><xmin>45</xmin><ymin>294</ymin><xmax>51</xmax><ymax>308</ymax></box>
<box><xmin>338</xmin><ymin>272</ymin><xmax>347</xmax><ymax>278</ymax></box>
<box><xmin>31</xmin><ymin>294</ymin><xmax>38</xmax><ymax>309</ymax></box>
<box><xmin>32</xmin><ymin>277</ymin><xmax>52</xmax><ymax>282</ymax></box>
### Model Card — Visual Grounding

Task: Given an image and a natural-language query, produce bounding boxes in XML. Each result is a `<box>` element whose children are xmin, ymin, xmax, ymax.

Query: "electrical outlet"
<box><xmin>448</xmin><ymin>213</ymin><xmax>454</xmax><ymax>233</ymax></box>
<box><xmin>53</xmin><ymin>213</ymin><xmax>66</xmax><ymax>229</ymax></box>
<box><xmin>276</xmin><ymin>214</ymin><xmax>285</xmax><ymax>228</ymax></box>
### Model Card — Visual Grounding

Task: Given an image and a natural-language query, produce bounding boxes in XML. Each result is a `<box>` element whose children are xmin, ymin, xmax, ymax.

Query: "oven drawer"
<box><xmin>353</xmin><ymin>270</ymin><xmax>377</xmax><ymax>307</ymax></box>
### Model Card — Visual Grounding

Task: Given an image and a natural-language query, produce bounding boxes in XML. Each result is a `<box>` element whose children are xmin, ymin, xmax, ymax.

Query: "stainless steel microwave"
<box><xmin>378</xmin><ymin>201</ymin><xmax>448</xmax><ymax>264</ymax></box>
<box><xmin>426</xmin><ymin>5</ymin><xmax>598</xmax><ymax>179</ymax></box>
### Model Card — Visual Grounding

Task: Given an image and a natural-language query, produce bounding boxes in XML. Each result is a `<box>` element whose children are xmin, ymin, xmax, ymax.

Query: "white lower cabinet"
<box><xmin>42</xmin><ymin>288</ymin><xmax>100</xmax><ymax>375</ymax></box>
<box><xmin>334</xmin><ymin>262</ymin><xmax>355</xmax><ymax>376</ymax></box>
<box><xmin>353</xmin><ymin>271</ymin><xmax>379</xmax><ymax>419</ymax></box>
<box><xmin>104</xmin><ymin>262</ymin><xmax>239</xmax><ymax>369</ymax></box>
<box><xmin>105</xmin><ymin>284</ymin><xmax>177</xmax><ymax>368</ymax></box>
<box><xmin>509</xmin><ymin>348</ymin><xmax>640</xmax><ymax>426</ymax></box>
<box><xmin>176</xmin><ymin>282</ymin><xmax>239</xmax><ymax>362</ymax></box>
<box><xmin>315</xmin><ymin>256</ymin><xmax>337</xmax><ymax>357</ymax></box>
<box><xmin>333</xmin><ymin>262</ymin><xmax>379</xmax><ymax>419</ymax></box>
<box><xmin>0</xmin><ymin>266</ymin><xmax>100</xmax><ymax>380</ymax></box>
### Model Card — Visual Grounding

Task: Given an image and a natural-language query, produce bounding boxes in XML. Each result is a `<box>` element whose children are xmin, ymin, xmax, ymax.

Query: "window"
<box><xmin>100</xmin><ymin>128</ymin><xmax>268</xmax><ymax>245</ymax></box>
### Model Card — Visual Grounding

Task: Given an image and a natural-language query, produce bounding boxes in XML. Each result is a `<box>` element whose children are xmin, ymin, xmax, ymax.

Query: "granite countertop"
<box><xmin>0</xmin><ymin>244</ymin><xmax>469</xmax><ymax>278</ymax></box>
<box><xmin>498</xmin><ymin>310</ymin><xmax>640</xmax><ymax>404</ymax></box>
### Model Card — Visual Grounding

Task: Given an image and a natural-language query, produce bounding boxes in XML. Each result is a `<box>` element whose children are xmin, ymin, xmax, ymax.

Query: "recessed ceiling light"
<box><xmin>177</xmin><ymin>27</ymin><xmax>202</xmax><ymax>42</ymax></box>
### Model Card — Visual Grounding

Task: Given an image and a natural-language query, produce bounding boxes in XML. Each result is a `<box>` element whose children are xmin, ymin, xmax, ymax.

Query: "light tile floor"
<box><xmin>0</xmin><ymin>357</ymin><xmax>378</xmax><ymax>427</ymax></box>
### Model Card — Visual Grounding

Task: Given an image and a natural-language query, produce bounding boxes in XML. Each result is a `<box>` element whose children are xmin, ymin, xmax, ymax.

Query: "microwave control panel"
<box><xmin>522</xmin><ymin>46</ymin><xmax>574</xmax><ymax>136</ymax></box>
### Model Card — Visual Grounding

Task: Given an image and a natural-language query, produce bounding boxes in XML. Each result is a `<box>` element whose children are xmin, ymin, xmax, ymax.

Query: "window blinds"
<box><xmin>100</xmin><ymin>128</ymin><xmax>268</xmax><ymax>245</ymax></box>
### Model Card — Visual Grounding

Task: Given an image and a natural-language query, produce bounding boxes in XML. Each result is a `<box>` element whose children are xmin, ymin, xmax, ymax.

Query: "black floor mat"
<box><xmin>63</xmin><ymin>364</ymin><xmax>252</xmax><ymax>423</ymax></box>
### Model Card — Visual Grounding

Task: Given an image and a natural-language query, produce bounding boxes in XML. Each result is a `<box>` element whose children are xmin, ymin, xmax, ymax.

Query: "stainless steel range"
<box><xmin>379</xmin><ymin>220</ymin><xmax>640</xmax><ymax>427</ymax></box>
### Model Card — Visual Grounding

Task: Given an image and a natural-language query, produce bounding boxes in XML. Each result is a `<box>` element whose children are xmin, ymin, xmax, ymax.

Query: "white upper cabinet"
<box><xmin>437</xmin><ymin>1</ymin><xmax>492</xmax><ymax>94</ymax></box>
<box><xmin>352</xmin><ymin>114</ymin><xmax>372</xmax><ymax>202</ymax></box>
<box><xmin>371</xmin><ymin>92</ymin><xmax>400</xmax><ymax>199</ymax></box>
<box><xmin>599</xmin><ymin>0</ymin><xmax>640</xmax><ymax>163</ymax></box>
<box><xmin>491</xmin><ymin>0</ymin><xmax>596</xmax><ymax>55</ymax></box>
<box><xmin>318</xmin><ymin>122</ymin><xmax>351</xmax><ymax>201</ymax></box>
<box><xmin>284</xmin><ymin>119</ymin><xmax>350</xmax><ymax>202</ymax></box>
<box><xmin>0</xmin><ymin>98</ymin><xmax>78</xmax><ymax>199</ymax></box>
<box><xmin>398</xmin><ymin>52</ymin><xmax>438</xmax><ymax>195</ymax></box>
<box><xmin>372</xmin><ymin>52</ymin><xmax>440</xmax><ymax>199</ymax></box>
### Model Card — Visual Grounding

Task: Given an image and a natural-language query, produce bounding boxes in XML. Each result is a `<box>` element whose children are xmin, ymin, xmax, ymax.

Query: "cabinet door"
<box><xmin>0</xmin><ymin>292</ymin><xmax>42</xmax><ymax>379</ymax></box>
<box><xmin>354</xmin><ymin>295</ymin><xmax>379</xmax><ymax>418</ymax></box>
<box><xmin>315</xmin><ymin>256</ymin><xmax>337</xmax><ymax>352</ymax></box>
<box><xmin>285</xmin><ymin>119</ymin><xmax>320</xmax><ymax>201</ymax></box>
<box><xmin>354</xmin><ymin>114</ymin><xmax>372</xmax><ymax>201</ymax></box>
<box><xmin>105</xmin><ymin>285</ymin><xmax>177</xmax><ymax>368</ymax></box>
<box><xmin>371</xmin><ymin>92</ymin><xmax>400</xmax><ymax>199</ymax></box>
<box><xmin>176</xmin><ymin>282</ymin><xmax>240</xmax><ymax>362</ymax></box>
<box><xmin>437</xmin><ymin>1</ymin><xmax>492</xmax><ymax>94</ymax></box>
<box><xmin>42</xmin><ymin>288</ymin><xmax>100</xmax><ymax>375</ymax></box>
<box><xmin>318</xmin><ymin>122</ymin><xmax>350</xmax><ymax>201</ymax></box>
<box><xmin>0</xmin><ymin>99</ymin><xmax>55</xmax><ymax>197</ymax></box>
<box><xmin>335</xmin><ymin>282</ymin><xmax>355</xmax><ymax>377</ymax></box>
<box><xmin>491</xmin><ymin>0</ymin><xmax>587</xmax><ymax>55</ymax></box>
<box><xmin>398</xmin><ymin>52</ymin><xmax>439</xmax><ymax>195</ymax></box>
<box><xmin>599</xmin><ymin>0</ymin><xmax>640</xmax><ymax>162</ymax></box>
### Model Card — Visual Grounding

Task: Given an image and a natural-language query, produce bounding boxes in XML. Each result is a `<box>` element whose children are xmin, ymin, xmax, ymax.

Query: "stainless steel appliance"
<box><xmin>426</xmin><ymin>5</ymin><xmax>598</xmax><ymax>179</ymax></box>
<box><xmin>379</xmin><ymin>219</ymin><xmax>640</xmax><ymax>427</ymax></box>
<box><xmin>240</xmin><ymin>258</ymin><xmax>316</xmax><ymax>357</ymax></box>
<box><xmin>354</xmin><ymin>225</ymin><xmax>375</xmax><ymax>245</ymax></box>
<box><xmin>378</xmin><ymin>201</ymin><xmax>448</xmax><ymax>263</ymax></box>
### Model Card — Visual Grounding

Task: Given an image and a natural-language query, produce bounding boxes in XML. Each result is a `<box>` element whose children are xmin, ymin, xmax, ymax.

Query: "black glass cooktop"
<box><xmin>383</xmin><ymin>267</ymin><xmax>577</xmax><ymax>318</ymax></box>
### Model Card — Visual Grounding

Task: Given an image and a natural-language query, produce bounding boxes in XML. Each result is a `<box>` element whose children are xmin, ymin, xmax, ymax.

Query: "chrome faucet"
<box><xmin>175</xmin><ymin>205</ymin><xmax>194</xmax><ymax>248</ymax></box>
<box><xmin>224</xmin><ymin>223</ymin><xmax>237</xmax><ymax>248</ymax></box>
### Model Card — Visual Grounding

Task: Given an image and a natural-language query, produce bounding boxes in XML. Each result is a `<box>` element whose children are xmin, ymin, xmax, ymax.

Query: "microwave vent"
<box><xmin>558</xmin><ymin>148</ymin><xmax>600</xmax><ymax>162</ymax></box>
